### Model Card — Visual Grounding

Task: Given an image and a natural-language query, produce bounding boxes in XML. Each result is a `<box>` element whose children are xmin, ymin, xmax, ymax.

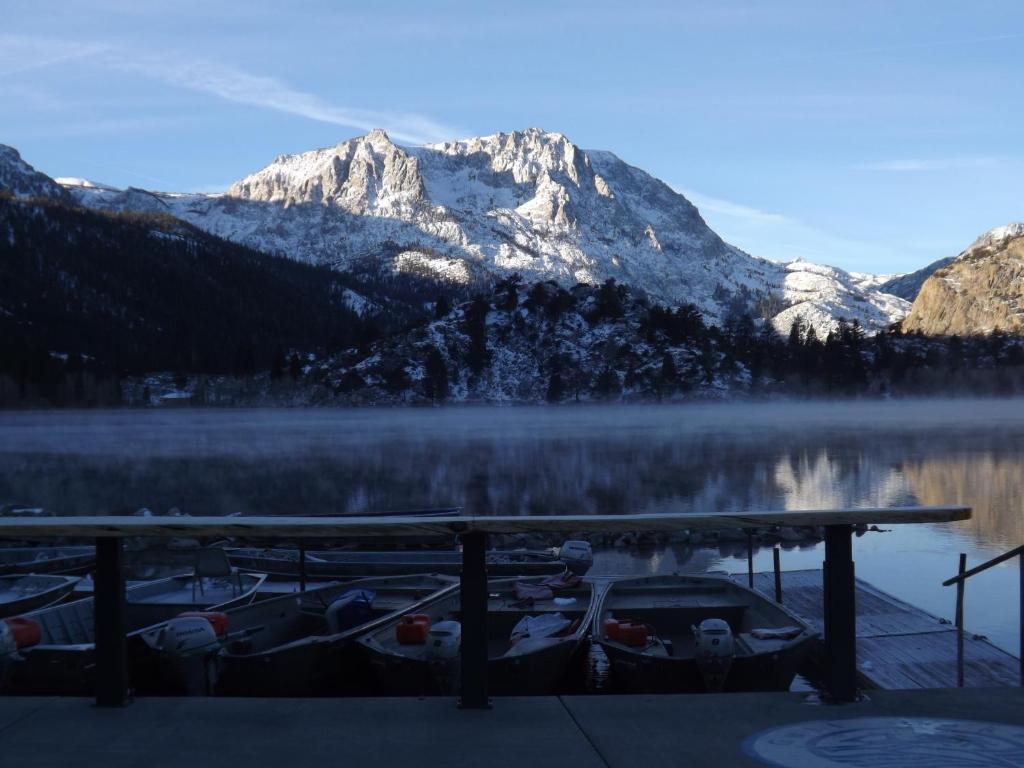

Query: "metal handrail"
<box><xmin>942</xmin><ymin>543</ymin><xmax>1024</xmax><ymax>688</ymax></box>
<box><xmin>942</xmin><ymin>544</ymin><xmax>1024</xmax><ymax>586</ymax></box>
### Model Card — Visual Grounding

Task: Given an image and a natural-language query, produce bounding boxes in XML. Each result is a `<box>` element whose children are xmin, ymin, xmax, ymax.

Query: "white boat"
<box><xmin>2</xmin><ymin>572</ymin><xmax>265</xmax><ymax>694</ymax></box>
<box><xmin>0</xmin><ymin>574</ymin><xmax>79</xmax><ymax>618</ymax></box>
<box><xmin>136</xmin><ymin>574</ymin><xmax>460</xmax><ymax>695</ymax></box>
<box><xmin>594</xmin><ymin>574</ymin><xmax>817</xmax><ymax>693</ymax></box>
<box><xmin>359</xmin><ymin>575</ymin><xmax>597</xmax><ymax>696</ymax></box>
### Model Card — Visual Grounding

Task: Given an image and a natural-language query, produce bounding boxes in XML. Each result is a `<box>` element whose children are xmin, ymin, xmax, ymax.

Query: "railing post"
<box><xmin>1019</xmin><ymin>552</ymin><xmax>1023</xmax><ymax>687</ymax></box>
<box><xmin>823</xmin><ymin>524</ymin><xmax>857</xmax><ymax>702</ymax></box>
<box><xmin>299</xmin><ymin>538</ymin><xmax>307</xmax><ymax>593</ymax></box>
<box><xmin>94</xmin><ymin>537</ymin><xmax>130</xmax><ymax>706</ymax></box>
<box><xmin>773</xmin><ymin>546</ymin><xmax>783</xmax><ymax>604</ymax></box>
<box><xmin>745</xmin><ymin>528</ymin><xmax>755</xmax><ymax>589</ymax></box>
<box><xmin>459</xmin><ymin>530</ymin><xmax>489</xmax><ymax>708</ymax></box>
<box><xmin>955</xmin><ymin>553</ymin><xmax>966</xmax><ymax>688</ymax></box>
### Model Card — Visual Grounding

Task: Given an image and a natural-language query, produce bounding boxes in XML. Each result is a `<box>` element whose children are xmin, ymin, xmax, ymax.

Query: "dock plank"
<box><xmin>730</xmin><ymin>568</ymin><xmax>1020</xmax><ymax>690</ymax></box>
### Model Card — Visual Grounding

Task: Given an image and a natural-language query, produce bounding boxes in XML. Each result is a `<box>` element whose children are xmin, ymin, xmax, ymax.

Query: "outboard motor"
<box><xmin>558</xmin><ymin>540</ymin><xmax>594</xmax><ymax>576</ymax></box>
<box><xmin>0</xmin><ymin>620</ymin><xmax>16</xmax><ymax>688</ymax></box>
<box><xmin>1</xmin><ymin>617</ymin><xmax>41</xmax><ymax>688</ymax></box>
<box><xmin>325</xmin><ymin>589</ymin><xmax>376</xmax><ymax>634</ymax></box>
<box><xmin>149</xmin><ymin>613</ymin><xmax>227</xmax><ymax>695</ymax></box>
<box><xmin>692</xmin><ymin>618</ymin><xmax>735</xmax><ymax>693</ymax></box>
<box><xmin>425</xmin><ymin>620</ymin><xmax>461</xmax><ymax>694</ymax></box>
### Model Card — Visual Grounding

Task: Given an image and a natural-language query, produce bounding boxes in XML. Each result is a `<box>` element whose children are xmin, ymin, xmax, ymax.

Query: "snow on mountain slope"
<box><xmin>57</xmin><ymin>129</ymin><xmax>908</xmax><ymax>334</ymax></box>
<box><xmin>773</xmin><ymin>261</ymin><xmax>909</xmax><ymax>337</ymax></box>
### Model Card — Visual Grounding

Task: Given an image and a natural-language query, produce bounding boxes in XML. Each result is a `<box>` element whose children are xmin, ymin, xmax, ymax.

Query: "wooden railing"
<box><xmin>943</xmin><ymin>543</ymin><xmax>1024</xmax><ymax>687</ymax></box>
<box><xmin>0</xmin><ymin>505</ymin><xmax>970</xmax><ymax>707</ymax></box>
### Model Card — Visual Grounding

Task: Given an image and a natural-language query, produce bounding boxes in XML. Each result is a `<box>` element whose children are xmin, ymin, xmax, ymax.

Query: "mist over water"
<box><xmin>2</xmin><ymin>399</ymin><xmax>1023</xmax><ymax>651</ymax></box>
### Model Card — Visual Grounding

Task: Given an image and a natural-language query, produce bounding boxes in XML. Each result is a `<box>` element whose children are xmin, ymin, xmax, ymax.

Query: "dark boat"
<box><xmin>227</xmin><ymin>540</ymin><xmax>592</xmax><ymax>580</ymax></box>
<box><xmin>0</xmin><ymin>574</ymin><xmax>79</xmax><ymax>618</ymax></box>
<box><xmin>3</xmin><ymin>572</ymin><xmax>265</xmax><ymax>694</ymax></box>
<box><xmin>594</xmin><ymin>574</ymin><xmax>817</xmax><ymax>693</ymax></box>
<box><xmin>358</xmin><ymin>575</ymin><xmax>596</xmax><ymax>696</ymax></box>
<box><xmin>135</xmin><ymin>574</ymin><xmax>460</xmax><ymax>696</ymax></box>
<box><xmin>0</xmin><ymin>547</ymin><xmax>95</xmax><ymax>576</ymax></box>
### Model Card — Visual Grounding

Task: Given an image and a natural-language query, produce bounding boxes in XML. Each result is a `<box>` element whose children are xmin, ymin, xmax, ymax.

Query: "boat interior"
<box><xmin>598</xmin><ymin>576</ymin><xmax>807</xmax><ymax>659</ymax></box>
<box><xmin>0</xmin><ymin>546</ymin><xmax>94</xmax><ymax>566</ymax></box>
<box><xmin>222</xmin><ymin>575</ymin><xmax>458</xmax><ymax>655</ymax></box>
<box><xmin>0</xmin><ymin>574</ymin><xmax>77</xmax><ymax>605</ymax></box>
<box><xmin>362</xmin><ymin>579</ymin><xmax>594</xmax><ymax>661</ymax></box>
<box><xmin>26</xmin><ymin>573</ymin><xmax>264</xmax><ymax>646</ymax></box>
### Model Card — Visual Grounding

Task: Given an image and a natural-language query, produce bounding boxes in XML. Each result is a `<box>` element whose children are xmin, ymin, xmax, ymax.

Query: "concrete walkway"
<box><xmin>2</xmin><ymin>689</ymin><xmax>1023</xmax><ymax>767</ymax></box>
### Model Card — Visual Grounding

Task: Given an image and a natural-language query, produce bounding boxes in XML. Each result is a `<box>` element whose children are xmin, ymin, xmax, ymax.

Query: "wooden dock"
<box><xmin>731</xmin><ymin>569</ymin><xmax>1020</xmax><ymax>690</ymax></box>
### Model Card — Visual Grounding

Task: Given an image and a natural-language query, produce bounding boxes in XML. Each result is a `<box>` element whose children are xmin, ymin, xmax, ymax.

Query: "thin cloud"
<box><xmin>857</xmin><ymin>157</ymin><xmax>1001</xmax><ymax>172</ymax></box>
<box><xmin>0</xmin><ymin>35</ymin><xmax>106</xmax><ymax>77</ymax></box>
<box><xmin>117</xmin><ymin>55</ymin><xmax>461</xmax><ymax>145</ymax></box>
<box><xmin>2</xmin><ymin>34</ymin><xmax>461</xmax><ymax>145</ymax></box>
<box><xmin>678</xmin><ymin>188</ymin><xmax>790</xmax><ymax>225</ymax></box>
<box><xmin>679</xmin><ymin>186</ymin><xmax>908</xmax><ymax>272</ymax></box>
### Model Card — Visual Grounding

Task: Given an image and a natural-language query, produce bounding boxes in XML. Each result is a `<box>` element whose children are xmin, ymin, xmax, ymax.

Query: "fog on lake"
<box><xmin>1</xmin><ymin>399</ymin><xmax>1023</xmax><ymax>652</ymax></box>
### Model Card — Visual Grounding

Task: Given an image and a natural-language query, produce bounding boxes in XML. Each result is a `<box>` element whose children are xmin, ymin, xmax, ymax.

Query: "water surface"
<box><xmin>1</xmin><ymin>400</ymin><xmax>1022</xmax><ymax>655</ymax></box>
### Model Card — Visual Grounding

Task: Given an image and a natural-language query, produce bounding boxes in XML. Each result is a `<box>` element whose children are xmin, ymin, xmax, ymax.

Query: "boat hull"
<box><xmin>599</xmin><ymin>634</ymin><xmax>814</xmax><ymax>693</ymax></box>
<box><xmin>0</xmin><ymin>547</ymin><xmax>95</xmax><ymax>576</ymax></box>
<box><xmin>0</xmin><ymin>575</ymin><xmax>79</xmax><ymax>618</ymax></box>
<box><xmin>363</xmin><ymin>637</ymin><xmax>583</xmax><ymax>696</ymax></box>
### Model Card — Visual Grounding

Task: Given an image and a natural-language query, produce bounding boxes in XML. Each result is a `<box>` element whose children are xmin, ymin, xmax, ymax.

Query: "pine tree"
<box><xmin>269</xmin><ymin>351</ymin><xmax>286</xmax><ymax>381</ymax></box>
<box><xmin>594</xmin><ymin>367</ymin><xmax>621</xmax><ymax>400</ymax></box>
<box><xmin>434</xmin><ymin>295</ymin><xmax>452</xmax><ymax>320</ymax></box>
<box><xmin>423</xmin><ymin>346</ymin><xmax>449</xmax><ymax>402</ymax></box>
<box><xmin>546</xmin><ymin>372</ymin><xmax>564</xmax><ymax>403</ymax></box>
<box><xmin>660</xmin><ymin>352</ymin><xmax>678</xmax><ymax>394</ymax></box>
<box><xmin>463</xmin><ymin>295</ymin><xmax>490</xmax><ymax>376</ymax></box>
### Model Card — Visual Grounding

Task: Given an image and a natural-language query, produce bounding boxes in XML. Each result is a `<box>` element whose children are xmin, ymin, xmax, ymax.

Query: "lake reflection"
<box><xmin>1</xmin><ymin>400</ymin><xmax>1023</xmax><ymax>651</ymax></box>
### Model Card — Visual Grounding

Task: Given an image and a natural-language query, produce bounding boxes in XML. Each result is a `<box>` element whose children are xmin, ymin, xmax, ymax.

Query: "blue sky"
<box><xmin>2</xmin><ymin>0</ymin><xmax>1022</xmax><ymax>274</ymax></box>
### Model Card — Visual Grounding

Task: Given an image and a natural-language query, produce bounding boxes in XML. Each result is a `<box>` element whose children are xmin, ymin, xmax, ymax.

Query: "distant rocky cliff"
<box><xmin>902</xmin><ymin>224</ymin><xmax>1024</xmax><ymax>335</ymax></box>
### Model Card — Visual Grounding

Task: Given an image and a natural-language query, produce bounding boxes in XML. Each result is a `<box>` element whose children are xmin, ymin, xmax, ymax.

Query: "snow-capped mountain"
<box><xmin>57</xmin><ymin>129</ymin><xmax>909</xmax><ymax>335</ymax></box>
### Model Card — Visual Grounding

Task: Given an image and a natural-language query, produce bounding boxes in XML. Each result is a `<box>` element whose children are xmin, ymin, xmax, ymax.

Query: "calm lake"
<box><xmin>1</xmin><ymin>399</ymin><xmax>1022</xmax><ymax>653</ymax></box>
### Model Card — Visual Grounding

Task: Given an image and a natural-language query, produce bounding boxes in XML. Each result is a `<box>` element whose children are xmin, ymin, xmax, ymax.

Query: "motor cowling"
<box><xmin>156</xmin><ymin>616</ymin><xmax>221</xmax><ymax>657</ymax></box>
<box><xmin>152</xmin><ymin>615</ymin><xmax>226</xmax><ymax>696</ymax></box>
<box><xmin>559</xmin><ymin>540</ymin><xmax>594</xmax><ymax>575</ymax></box>
<box><xmin>425</xmin><ymin>620</ymin><xmax>461</xmax><ymax>661</ymax></box>
<box><xmin>425</xmin><ymin>620</ymin><xmax>461</xmax><ymax>695</ymax></box>
<box><xmin>325</xmin><ymin>589</ymin><xmax>375</xmax><ymax>634</ymax></box>
<box><xmin>692</xmin><ymin>618</ymin><xmax>735</xmax><ymax>693</ymax></box>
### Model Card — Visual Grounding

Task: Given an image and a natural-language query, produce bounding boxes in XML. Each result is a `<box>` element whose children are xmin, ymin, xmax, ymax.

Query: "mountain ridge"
<box><xmin>49</xmin><ymin>128</ymin><xmax>910</xmax><ymax>336</ymax></box>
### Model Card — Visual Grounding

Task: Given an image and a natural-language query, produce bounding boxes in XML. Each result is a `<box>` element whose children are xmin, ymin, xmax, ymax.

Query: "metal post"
<box><xmin>94</xmin><ymin>537</ymin><xmax>130</xmax><ymax>706</ymax></box>
<box><xmin>746</xmin><ymin>529</ymin><xmax>755</xmax><ymax>589</ymax></box>
<box><xmin>459</xmin><ymin>531</ymin><xmax>489</xmax><ymax>708</ymax></box>
<box><xmin>298</xmin><ymin>539</ymin><xmax>307</xmax><ymax>593</ymax></box>
<box><xmin>955</xmin><ymin>553</ymin><xmax>966</xmax><ymax>688</ymax></box>
<box><xmin>773</xmin><ymin>546</ymin><xmax>783</xmax><ymax>604</ymax></box>
<box><xmin>822</xmin><ymin>524</ymin><xmax>857</xmax><ymax>702</ymax></box>
<box><xmin>1019</xmin><ymin>552</ymin><xmax>1023</xmax><ymax>687</ymax></box>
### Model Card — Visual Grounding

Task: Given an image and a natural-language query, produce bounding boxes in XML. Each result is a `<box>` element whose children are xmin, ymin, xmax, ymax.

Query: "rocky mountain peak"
<box><xmin>227</xmin><ymin>130</ymin><xmax>426</xmax><ymax>214</ymax></box>
<box><xmin>902</xmin><ymin>223</ymin><xmax>1024</xmax><ymax>335</ymax></box>
<box><xmin>969</xmin><ymin>222</ymin><xmax>1024</xmax><ymax>250</ymax></box>
<box><xmin>0</xmin><ymin>144</ymin><xmax>71</xmax><ymax>202</ymax></box>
